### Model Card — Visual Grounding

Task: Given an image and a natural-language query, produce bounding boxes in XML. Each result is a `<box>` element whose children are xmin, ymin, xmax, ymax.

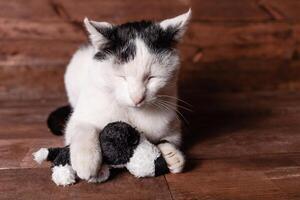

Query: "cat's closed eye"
<box><xmin>148</xmin><ymin>76</ymin><xmax>156</xmax><ymax>80</ymax></box>
<box><xmin>117</xmin><ymin>75</ymin><xmax>126</xmax><ymax>80</ymax></box>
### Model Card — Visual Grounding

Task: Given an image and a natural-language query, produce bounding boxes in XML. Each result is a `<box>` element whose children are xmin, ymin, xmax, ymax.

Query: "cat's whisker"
<box><xmin>155</xmin><ymin>101</ymin><xmax>181</xmax><ymax>122</ymax></box>
<box><xmin>158</xmin><ymin>98</ymin><xmax>193</xmax><ymax>112</ymax></box>
<box><xmin>157</xmin><ymin>99</ymin><xmax>189</xmax><ymax>124</ymax></box>
<box><xmin>157</xmin><ymin>95</ymin><xmax>193</xmax><ymax>107</ymax></box>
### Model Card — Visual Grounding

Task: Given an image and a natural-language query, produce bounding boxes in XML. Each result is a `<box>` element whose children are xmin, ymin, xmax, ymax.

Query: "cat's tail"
<box><xmin>47</xmin><ymin>105</ymin><xmax>72</xmax><ymax>136</ymax></box>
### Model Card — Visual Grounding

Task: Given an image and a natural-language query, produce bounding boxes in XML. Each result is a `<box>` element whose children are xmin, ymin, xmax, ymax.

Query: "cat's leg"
<box><xmin>157</xmin><ymin>129</ymin><xmax>185</xmax><ymax>174</ymax></box>
<box><xmin>65</xmin><ymin>118</ymin><xmax>101</xmax><ymax>181</ymax></box>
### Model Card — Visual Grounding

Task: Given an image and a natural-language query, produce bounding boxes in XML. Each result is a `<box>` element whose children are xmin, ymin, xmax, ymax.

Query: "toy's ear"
<box><xmin>84</xmin><ymin>18</ymin><xmax>113</xmax><ymax>49</ymax></box>
<box><xmin>159</xmin><ymin>9</ymin><xmax>192</xmax><ymax>41</ymax></box>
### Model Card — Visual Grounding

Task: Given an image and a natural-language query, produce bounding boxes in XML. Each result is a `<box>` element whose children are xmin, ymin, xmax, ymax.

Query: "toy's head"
<box><xmin>100</xmin><ymin>122</ymin><xmax>169</xmax><ymax>177</ymax></box>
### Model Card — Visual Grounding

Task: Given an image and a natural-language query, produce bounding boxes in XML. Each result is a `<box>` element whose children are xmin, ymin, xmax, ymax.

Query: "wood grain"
<box><xmin>0</xmin><ymin>168</ymin><xmax>172</xmax><ymax>200</ymax></box>
<box><xmin>166</xmin><ymin>159</ymin><xmax>300</xmax><ymax>200</ymax></box>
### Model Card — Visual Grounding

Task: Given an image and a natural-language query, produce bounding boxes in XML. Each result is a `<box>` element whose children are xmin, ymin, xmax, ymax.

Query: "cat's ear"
<box><xmin>159</xmin><ymin>9</ymin><xmax>191</xmax><ymax>41</ymax></box>
<box><xmin>84</xmin><ymin>18</ymin><xmax>112</xmax><ymax>48</ymax></box>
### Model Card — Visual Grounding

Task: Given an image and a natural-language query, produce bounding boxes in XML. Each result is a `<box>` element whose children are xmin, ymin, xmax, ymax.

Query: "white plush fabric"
<box><xmin>52</xmin><ymin>165</ymin><xmax>76</xmax><ymax>186</ymax></box>
<box><xmin>32</xmin><ymin>148</ymin><xmax>49</xmax><ymax>164</ymax></box>
<box><xmin>126</xmin><ymin>136</ymin><xmax>160</xmax><ymax>177</ymax></box>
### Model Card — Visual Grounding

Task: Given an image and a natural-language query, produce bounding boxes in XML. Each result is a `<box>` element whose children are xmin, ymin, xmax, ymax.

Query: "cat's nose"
<box><xmin>131</xmin><ymin>94</ymin><xmax>145</xmax><ymax>106</ymax></box>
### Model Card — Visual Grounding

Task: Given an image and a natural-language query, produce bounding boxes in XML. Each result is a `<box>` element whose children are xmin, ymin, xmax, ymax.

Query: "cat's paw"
<box><xmin>70</xmin><ymin>141</ymin><xmax>101</xmax><ymax>180</ymax></box>
<box><xmin>88</xmin><ymin>165</ymin><xmax>110</xmax><ymax>183</ymax></box>
<box><xmin>158</xmin><ymin>142</ymin><xmax>185</xmax><ymax>173</ymax></box>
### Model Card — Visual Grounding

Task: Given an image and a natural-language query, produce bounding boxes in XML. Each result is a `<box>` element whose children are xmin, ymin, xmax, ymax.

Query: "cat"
<box><xmin>64</xmin><ymin>9</ymin><xmax>191</xmax><ymax>182</ymax></box>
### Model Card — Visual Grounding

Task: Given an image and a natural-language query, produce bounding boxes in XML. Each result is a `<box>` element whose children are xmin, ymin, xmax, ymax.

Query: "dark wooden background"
<box><xmin>1</xmin><ymin>0</ymin><xmax>300</xmax><ymax>99</ymax></box>
<box><xmin>1</xmin><ymin>1</ymin><xmax>300</xmax><ymax>199</ymax></box>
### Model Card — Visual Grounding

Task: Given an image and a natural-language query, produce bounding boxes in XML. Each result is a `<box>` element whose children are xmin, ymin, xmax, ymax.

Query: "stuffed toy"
<box><xmin>33</xmin><ymin>121</ymin><xmax>169</xmax><ymax>186</ymax></box>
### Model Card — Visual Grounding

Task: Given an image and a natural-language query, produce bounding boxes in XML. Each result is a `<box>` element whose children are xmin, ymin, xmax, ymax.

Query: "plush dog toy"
<box><xmin>33</xmin><ymin>122</ymin><xmax>169</xmax><ymax>186</ymax></box>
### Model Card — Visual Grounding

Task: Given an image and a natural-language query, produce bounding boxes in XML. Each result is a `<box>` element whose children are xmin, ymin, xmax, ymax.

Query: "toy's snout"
<box><xmin>154</xmin><ymin>155</ymin><xmax>169</xmax><ymax>176</ymax></box>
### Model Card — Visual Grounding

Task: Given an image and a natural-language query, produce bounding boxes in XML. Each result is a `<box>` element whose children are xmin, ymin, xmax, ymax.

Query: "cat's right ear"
<box><xmin>84</xmin><ymin>18</ymin><xmax>112</xmax><ymax>49</ymax></box>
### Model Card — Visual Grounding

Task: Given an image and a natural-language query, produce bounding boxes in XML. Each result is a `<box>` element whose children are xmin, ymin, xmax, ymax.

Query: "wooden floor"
<box><xmin>1</xmin><ymin>92</ymin><xmax>300</xmax><ymax>199</ymax></box>
<box><xmin>1</xmin><ymin>0</ymin><xmax>300</xmax><ymax>200</ymax></box>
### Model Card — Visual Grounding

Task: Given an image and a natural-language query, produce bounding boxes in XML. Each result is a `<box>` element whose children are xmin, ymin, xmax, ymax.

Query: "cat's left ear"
<box><xmin>159</xmin><ymin>9</ymin><xmax>192</xmax><ymax>41</ymax></box>
<box><xmin>84</xmin><ymin>18</ymin><xmax>112</xmax><ymax>49</ymax></box>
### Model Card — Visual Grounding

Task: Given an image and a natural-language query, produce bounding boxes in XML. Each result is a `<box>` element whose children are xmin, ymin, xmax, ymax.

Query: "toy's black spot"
<box><xmin>100</xmin><ymin>122</ymin><xmax>140</xmax><ymax>165</ymax></box>
<box><xmin>154</xmin><ymin>155</ymin><xmax>169</xmax><ymax>176</ymax></box>
<box><xmin>49</xmin><ymin>146</ymin><xmax>71</xmax><ymax>166</ymax></box>
<box><xmin>47</xmin><ymin>147</ymin><xmax>63</xmax><ymax>162</ymax></box>
<box><xmin>47</xmin><ymin>105</ymin><xmax>72</xmax><ymax>136</ymax></box>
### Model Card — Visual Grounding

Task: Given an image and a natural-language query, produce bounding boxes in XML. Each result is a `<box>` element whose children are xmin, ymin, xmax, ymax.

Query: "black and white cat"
<box><xmin>64</xmin><ymin>9</ymin><xmax>191</xmax><ymax>182</ymax></box>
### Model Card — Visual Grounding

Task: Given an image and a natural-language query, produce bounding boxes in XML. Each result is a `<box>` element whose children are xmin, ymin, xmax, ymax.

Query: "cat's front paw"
<box><xmin>158</xmin><ymin>142</ymin><xmax>185</xmax><ymax>173</ymax></box>
<box><xmin>70</xmin><ymin>142</ymin><xmax>101</xmax><ymax>180</ymax></box>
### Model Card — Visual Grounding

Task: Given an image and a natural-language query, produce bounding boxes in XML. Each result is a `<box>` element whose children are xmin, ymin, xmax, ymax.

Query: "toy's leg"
<box><xmin>158</xmin><ymin>132</ymin><xmax>185</xmax><ymax>174</ymax></box>
<box><xmin>51</xmin><ymin>164</ymin><xmax>76</xmax><ymax>186</ymax></box>
<box><xmin>88</xmin><ymin>164</ymin><xmax>110</xmax><ymax>183</ymax></box>
<box><xmin>65</xmin><ymin>118</ymin><xmax>102</xmax><ymax>182</ymax></box>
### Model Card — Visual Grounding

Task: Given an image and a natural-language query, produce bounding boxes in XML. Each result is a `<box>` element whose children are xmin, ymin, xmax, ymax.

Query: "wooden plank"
<box><xmin>166</xmin><ymin>159</ymin><xmax>298</xmax><ymax>200</ymax></box>
<box><xmin>0</xmin><ymin>168</ymin><xmax>172</xmax><ymax>200</ymax></box>
<box><xmin>53</xmin><ymin>0</ymin><xmax>270</xmax><ymax>23</ymax></box>
<box><xmin>0</xmin><ymin>63</ymin><xmax>66</xmax><ymax>99</ymax></box>
<box><xmin>178</xmin><ymin>59</ymin><xmax>300</xmax><ymax>93</ymax></box>
<box><xmin>191</xmin><ymin>0</ymin><xmax>270</xmax><ymax>21</ymax></box>
<box><xmin>0</xmin><ymin>0</ymin><xmax>60</xmax><ymax>21</ymax></box>
<box><xmin>0</xmin><ymin>40</ymin><xmax>82</xmax><ymax>60</ymax></box>
<box><xmin>259</xmin><ymin>0</ymin><xmax>300</xmax><ymax>21</ymax></box>
<box><xmin>0</xmin><ymin>138</ymin><xmax>62</xmax><ymax>169</ymax></box>
<box><xmin>184</xmin><ymin>22</ymin><xmax>293</xmax><ymax>53</ymax></box>
<box><xmin>0</xmin><ymin>18</ymin><xmax>85</xmax><ymax>41</ymax></box>
<box><xmin>0</xmin><ymin>122</ymin><xmax>55</xmax><ymax>140</ymax></box>
<box><xmin>0</xmin><ymin>98</ymin><xmax>66</xmax><ymax>139</ymax></box>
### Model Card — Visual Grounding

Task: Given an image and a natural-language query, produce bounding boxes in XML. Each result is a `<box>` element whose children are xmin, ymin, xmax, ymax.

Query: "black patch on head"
<box><xmin>47</xmin><ymin>146</ymin><xmax>71</xmax><ymax>166</ymax></box>
<box><xmin>154</xmin><ymin>155</ymin><xmax>169</xmax><ymax>176</ymax></box>
<box><xmin>92</xmin><ymin>20</ymin><xmax>179</xmax><ymax>63</ymax></box>
<box><xmin>100</xmin><ymin>122</ymin><xmax>140</xmax><ymax>165</ymax></box>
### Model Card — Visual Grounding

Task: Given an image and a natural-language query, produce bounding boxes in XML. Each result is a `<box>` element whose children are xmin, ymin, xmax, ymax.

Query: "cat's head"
<box><xmin>84</xmin><ymin>9</ymin><xmax>191</xmax><ymax>108</ymax></box>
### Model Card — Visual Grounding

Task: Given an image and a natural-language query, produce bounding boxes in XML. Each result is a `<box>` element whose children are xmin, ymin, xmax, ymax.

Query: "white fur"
<box><xmin>126</xmin><ymin>136</ymin><xmax>160</xmax><ymax>177</ymax></box>
<box><xmin>33</xmin><ymin>148</ymin><xmax>49</xmax><ymax>164</ymax></box>
<box><xmin>84</xmin><ymin>18</ymin><xmax>112</xmax><ymax>49</ymax></box>
<box><xmin>64</xmin><ymin>11</ymin><xmax>191</xmax><ymax>179</ymax></box>
<box><xmin>68</xmin><ymin>126</ymin><xmax>101</xmax><ymax>181</ymax></box>
<box><xmin>160</xmin><ymin>9</ymin><xmax>191</xmax><ymax>40</ymax></box>
<box><xmin>52</xmin><ymin>165</ymin><xmax>76</xmax><ymax>186</ymax></box>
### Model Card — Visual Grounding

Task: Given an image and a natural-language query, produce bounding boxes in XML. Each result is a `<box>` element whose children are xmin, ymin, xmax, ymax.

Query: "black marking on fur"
<box><xmin>92</xmin><ymin>20</ymin><xmax>180</xmax><ymax>63</ymax></box>
<box><xmin>47</xmin><ymin>146</ymin><xmax>71</xmax><ymax>166</ymax></box>
<box><xmin>47</xmin><ymin>105</ymin><xmax>72</xmax><ymax>136</ymax></box>
<box><xmin>100</xmin><ymin>122</ymin><xmax>140</xmax><ymax>165</ymax></box>
<box><xmin>154</xmin><ymin>155</ymin><xmax>169</xmax><ymax>176</ymax></box>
